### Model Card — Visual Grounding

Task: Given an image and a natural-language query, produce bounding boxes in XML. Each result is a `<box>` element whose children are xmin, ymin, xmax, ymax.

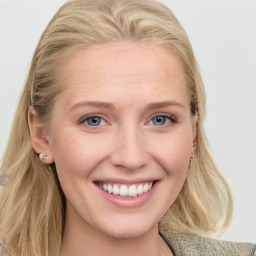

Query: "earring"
<box><xmin>39</xmin><ymin>153</ymin><xmax>48</xmax><ymax>162</ymax></box>
<box><xmin>0</xmin><ymin>174</ymin><xmax>8</xmax><ymax>188</ymax></box>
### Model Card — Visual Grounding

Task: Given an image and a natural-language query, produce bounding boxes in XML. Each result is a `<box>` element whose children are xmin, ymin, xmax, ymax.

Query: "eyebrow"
<box><xmin>69</xmin><ymin>100</ymin><xmax>186</xmax><ymax>112</ymax></box>
<box><xmin>146</xmin><ymin>101</ymin><xmax>186</xmax><ymax>110</ymax></box>
<box><xmin>70</xmin><ymin>101</ymin><xmax>114</xmax><ymax>112</ymax></box>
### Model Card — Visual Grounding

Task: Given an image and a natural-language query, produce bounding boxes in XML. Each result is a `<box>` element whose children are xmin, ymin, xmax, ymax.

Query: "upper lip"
<box><xmin>94</xmin><ymin>178</ymin><xmax>159</xmax><ymax>185</ymax></box>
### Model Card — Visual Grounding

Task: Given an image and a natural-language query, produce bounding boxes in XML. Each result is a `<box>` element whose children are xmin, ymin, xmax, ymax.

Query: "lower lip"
<box><xmin>94</xmin><ymin>182</ymin><xmax>159</xmax><ymax>209</ymax></box>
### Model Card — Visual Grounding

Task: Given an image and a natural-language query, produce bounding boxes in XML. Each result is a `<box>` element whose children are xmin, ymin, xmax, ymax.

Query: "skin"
<box><xmin>29</xmin><ymin>41</ymin><xmax>197</xmax><ymax>256</ymax></box>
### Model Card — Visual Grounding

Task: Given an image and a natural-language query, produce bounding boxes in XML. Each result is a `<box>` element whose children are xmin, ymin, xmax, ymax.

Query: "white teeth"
<box><xmin>107</xmin><ymin>184</ymin><xmax>113</xmax><ymax>194</ymax></box>
<box><xmin>128</xmin><ymin>185</ymin><xmax>137</xmax><ymax>197</ymax></box>
<box><xmin>99</xmin><ymin>182</ymin><xmax>154</xmax><ymax>197</ymax></box>
<box><xmin>120</xmin><ymin>185</ymin><xmax>129</xmax><ymax>197</ymax></box>
<box><xmin>113</xmin><ymin>185</ymin><xmax>119</xmax><ymax>195</ymax></box>
<box><xmin>137</xmin><ymin>184</ymin><xmax>143</xmax><ymax>195</ymax></box>
<box><xmin>143</xmin><ymin>183</ymin><xmax>149</xmax><ymax>193</ymax></box>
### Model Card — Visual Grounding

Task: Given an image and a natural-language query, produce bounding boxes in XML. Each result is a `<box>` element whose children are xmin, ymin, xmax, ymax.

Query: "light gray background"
<box><xmin>0</xmin><ymin>0</ymin><xmax>255</xmax><ymax>243</ymax></box>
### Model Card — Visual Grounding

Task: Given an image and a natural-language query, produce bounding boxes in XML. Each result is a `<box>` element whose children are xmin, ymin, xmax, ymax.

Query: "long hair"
<box><xmin>0</xmin><ymin>0</ymin><xmax>233</xmax><ymax>255</ymax></box>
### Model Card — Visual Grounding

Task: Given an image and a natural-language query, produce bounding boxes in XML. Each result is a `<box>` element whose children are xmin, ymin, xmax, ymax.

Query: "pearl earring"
<box><xmin>39</xmin><ymin>153</ymin><xmax>48</xmax><ymax>162</ymax></box>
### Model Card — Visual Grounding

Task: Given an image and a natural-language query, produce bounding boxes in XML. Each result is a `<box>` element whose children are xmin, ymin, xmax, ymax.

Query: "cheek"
<box><xmin>148</xmin><ymin>129</ymin><xmax>193</xmax><ymax>174</ymax></box>
<box><xmin>50</xmin><ymin>129</ymin><xmax>111</xmax><ymax>206</ymax></box>
<box><xmin>50</xmin><ymin>128</ymin><xmax>110</xmax><ymax>178</ymax></box>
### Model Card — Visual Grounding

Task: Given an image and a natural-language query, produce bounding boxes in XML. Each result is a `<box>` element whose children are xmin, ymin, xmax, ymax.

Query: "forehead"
<box><xmin>57</xmin><ymin>42</ymin><xmax>189</xmax><ymax>106</ymax></box>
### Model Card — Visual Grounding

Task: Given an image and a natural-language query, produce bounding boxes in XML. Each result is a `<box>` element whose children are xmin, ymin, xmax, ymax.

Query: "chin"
<box><xmin>100</xmin><ymin>218</ymin><xmax>157</xmax><ymax>240</ymax></box>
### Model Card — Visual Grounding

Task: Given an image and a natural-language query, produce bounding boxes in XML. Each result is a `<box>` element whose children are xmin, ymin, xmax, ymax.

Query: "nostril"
<box><xmin>110</xmin><ymin>150</ymin><xmax>147</xmax><ymax>170</ymax></box>
<box><xmin>110</xmin><ymin>132</ymin><xmax>147</xmax><ymax>170</ymax></box>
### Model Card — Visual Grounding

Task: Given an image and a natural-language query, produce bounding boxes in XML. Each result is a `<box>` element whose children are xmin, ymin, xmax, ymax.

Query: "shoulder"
<box><xmin>160</xmin><ymin>230</ymin><xmax>256</xmax><ymax>256</ymax></box>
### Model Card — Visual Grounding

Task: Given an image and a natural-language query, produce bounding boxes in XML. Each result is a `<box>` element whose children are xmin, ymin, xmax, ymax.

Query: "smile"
<box><xmin>97</xmin><ymin>181</ymin><xmax>154</xmax><ymax>197</ymax></box>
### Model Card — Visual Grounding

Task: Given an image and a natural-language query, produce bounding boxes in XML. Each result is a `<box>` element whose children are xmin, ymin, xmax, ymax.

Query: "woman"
<box><xmin>0</xmin><ymin>0</ymin><xmax>255</xmax><ymax>255</ymax></box>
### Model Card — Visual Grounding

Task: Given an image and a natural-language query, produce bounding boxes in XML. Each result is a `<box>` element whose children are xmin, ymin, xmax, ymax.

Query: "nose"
<box><xmin>110</xmin><ymin>126</ymin><xmax>148</xmax><ymax>171</ymax></box>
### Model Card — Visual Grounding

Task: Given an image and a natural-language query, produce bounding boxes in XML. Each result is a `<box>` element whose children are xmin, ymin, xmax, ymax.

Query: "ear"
<box><xmin>28</xmin><ymin>107</ymin><xmax>54</xmax><ymax>164</ymax></box>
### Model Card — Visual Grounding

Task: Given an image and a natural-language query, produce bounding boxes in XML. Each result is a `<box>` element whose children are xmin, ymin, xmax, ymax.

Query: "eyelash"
<box><xmin>78</xmin><ymin>114</ymin><xmax>107</xmax><ymax>126</ymax></box>
<box><xmin>147</xmin><ymin>113</ymin><xmax>177</xmax><ymax>126</ymax></box>
<box><xmin>78</xmin><ymin>113</ymin><xmax>177</xmax><ymax>127</ymax></box>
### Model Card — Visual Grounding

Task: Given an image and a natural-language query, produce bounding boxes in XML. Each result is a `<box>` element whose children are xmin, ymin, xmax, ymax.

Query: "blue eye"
<box><xmin>84</xmin><ymin>116</ymin><xmax>105</xmax><ymax>126</ymax></box>
<box><xmin>152</xmin><ymin>116</ymin><xmax>169</xmax><ymax>126</ymax></box>
<box><xmin>149</xmin><ymin>115</ymin><xmax>174</xmax><ymax>126</ymax></box>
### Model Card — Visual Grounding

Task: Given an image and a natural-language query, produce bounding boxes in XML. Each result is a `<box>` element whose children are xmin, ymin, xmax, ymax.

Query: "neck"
<box><xmin>60</xmin><ymin>207</ymin><xmax>172</xmax><ymax>256</ymax></box>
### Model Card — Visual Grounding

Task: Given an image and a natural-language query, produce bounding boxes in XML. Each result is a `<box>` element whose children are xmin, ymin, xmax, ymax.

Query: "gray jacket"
<box><xmin>160</xmin><ymin>227</ymin><xmax>256</xmax><ymax>256</ymax></box>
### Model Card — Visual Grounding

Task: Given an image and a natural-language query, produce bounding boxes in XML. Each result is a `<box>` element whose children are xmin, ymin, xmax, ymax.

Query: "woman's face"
<box><xmin>46</xmin><ymin>42</ymin><xmax>196</xmax><ymax>239</ymax></box>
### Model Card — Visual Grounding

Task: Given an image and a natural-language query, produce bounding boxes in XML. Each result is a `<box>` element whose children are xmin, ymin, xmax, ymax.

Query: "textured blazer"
<box><xmin>160</xmin><ymin>225</ymin><xmax>256</xmax><ymax>256</ymax></box>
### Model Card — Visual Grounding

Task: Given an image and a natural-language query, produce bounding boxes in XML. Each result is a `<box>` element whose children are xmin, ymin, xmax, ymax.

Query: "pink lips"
<box><xmin>94</xmin><ymin>180</ymin><xmax>159</xmax><ymax>209</ymax></box>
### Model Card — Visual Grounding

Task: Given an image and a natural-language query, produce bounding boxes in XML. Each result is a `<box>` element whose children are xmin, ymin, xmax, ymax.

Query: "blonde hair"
<box><xmin>0</xmin><ymin>0</ymin><xmax>233</xmax><ymax>255</ymax></box>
